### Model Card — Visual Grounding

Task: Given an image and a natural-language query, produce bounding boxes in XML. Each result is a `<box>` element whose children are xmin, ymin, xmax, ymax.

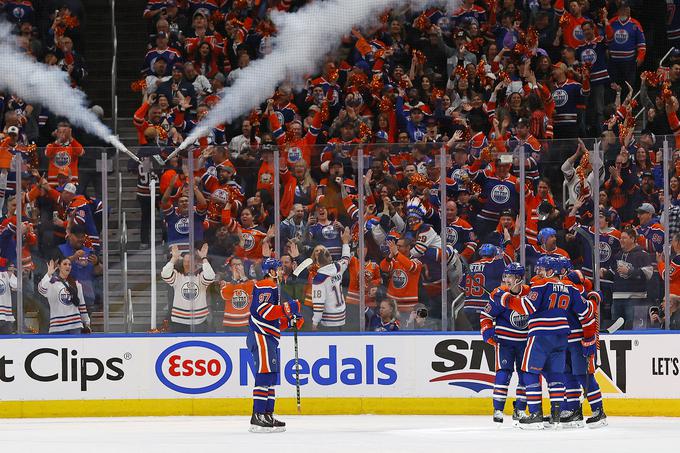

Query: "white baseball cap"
<box><xmin>63</xmin><ymin>183</ymin><xmax>77</xmax><ymax>194</ymax></box>
<box><xmin>6</xmin><ymin>126</ymin><xmax>19</xmax><ymax>135</ymax></box>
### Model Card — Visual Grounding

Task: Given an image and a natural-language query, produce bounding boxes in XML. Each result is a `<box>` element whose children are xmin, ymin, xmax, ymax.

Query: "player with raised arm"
<box><xmin>502</xmin><ymin>256</ymin><xmax>596</xmax><ymax>429</ymax></box>
<box><xmin>481</xmin><ymin>262</ymin><xmax>529</xmax><ymax>425</ymax></box>
<box><xmin>247</xmin><ymin>258</ymin><xmax>303</xmax><ymax>433</ymax></box>
<box><xmin>556</xmin><ymin>257</ymin><xmax>607</xmax><ymax>428</ymax></box>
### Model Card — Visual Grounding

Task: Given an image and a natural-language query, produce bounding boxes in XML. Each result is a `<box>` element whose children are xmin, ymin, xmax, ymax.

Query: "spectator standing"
<box><xmin>38</xmin><ymin>258</ymin><xmax>91</xmax><ymax>334</ymax></box>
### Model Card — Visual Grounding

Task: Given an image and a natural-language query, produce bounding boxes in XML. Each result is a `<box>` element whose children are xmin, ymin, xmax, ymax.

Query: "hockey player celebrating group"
<box><xmin>480</xmin><ymin>256</ymin><xmax>607</xmax><ymax>430</ymax></box>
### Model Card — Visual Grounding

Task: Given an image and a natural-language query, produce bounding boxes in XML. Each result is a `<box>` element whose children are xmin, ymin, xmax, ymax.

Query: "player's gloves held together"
<box><xmin>482</xmin><ymin>327</ymin><xmax>498</xmax><ymax>346</ymax></box>
<box><xmin>280</xmin><ymin>299</ymin><xmax>304</xmax><ymax>330</ymax></box>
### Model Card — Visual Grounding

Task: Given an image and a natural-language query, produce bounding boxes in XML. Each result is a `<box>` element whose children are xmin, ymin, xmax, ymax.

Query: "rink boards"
<box><xmin>0</xmin><ymin>332</ymin><xmax>679</xmax><ymax>417</ymax></box>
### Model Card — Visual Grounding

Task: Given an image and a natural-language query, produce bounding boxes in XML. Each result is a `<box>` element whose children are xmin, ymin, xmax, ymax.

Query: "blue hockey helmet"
<box><xmin>555</xmin><ymin>256</ymin><xmax>572</xmax><ymax>274</ymax></box>
<box><xmin>261</xmin><ymin>258</ymin><xmax>282</xmax><ymax>273</ymax></box>
<box><xmin>503</xmin><ymin>262</ymin><xmax>525</xmax><ymax>277</ymax></box>
<box><xmin>537</xmin><ymin>227</ymin><xmax>557</xmax><ymax>245</ymax></box>
<box><xmin>535</xmin><ymin>255</ymin><xmax>552</xmax><ymax>271</ymax></box>
<box><xmin>478</xmin><ymin>243</ymin><xmax>499</xmax><ymax>258</ymax></box>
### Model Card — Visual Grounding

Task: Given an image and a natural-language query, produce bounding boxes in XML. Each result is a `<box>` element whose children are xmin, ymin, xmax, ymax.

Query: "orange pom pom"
<box><xmin>358</xmin><ymin>122</ymin><xmax>372</xmax><ymax>140</ymax></box>
<box><xmin>412</xmin><ymin>49</ymin><xmax>426</xmax><ymax>66</ymax></box>
<box><xmin>559</xmin><ymin>13</ymin><xmax>570</xmax><ymax>28</ymax></box>
<box><xmin>414</xmin><ymin>14</ymin><xmax>431</xmax><ymax>32</ymax></box>
<box><xmin>379</xmin><ymin>96</ymin><xmax>394</xmax><ymax>112</ymax></box>
<box><xmin>131</xmin><ymin>79</ymin><xmax>147</xmax><ymax>92</ymax></box>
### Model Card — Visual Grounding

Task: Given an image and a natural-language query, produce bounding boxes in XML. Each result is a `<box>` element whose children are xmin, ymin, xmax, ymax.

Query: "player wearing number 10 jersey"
<box><xmin>312</xmin><ymin>227</ymin><xmax>351</xmax><ymax>330</ymax></box>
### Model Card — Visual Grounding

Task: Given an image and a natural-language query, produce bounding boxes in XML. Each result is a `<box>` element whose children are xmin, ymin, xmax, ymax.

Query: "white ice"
<box><xmin>1</xmin><ymin>415</ymin><xmax>679</xmax><ymax>453</ymax></box>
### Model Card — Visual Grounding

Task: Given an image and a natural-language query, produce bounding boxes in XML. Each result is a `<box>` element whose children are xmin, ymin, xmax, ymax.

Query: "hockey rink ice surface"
<box><xmin>2</xmin><ymin>415</ymin><xmax>680</xmax><ymax>453</ymax></box>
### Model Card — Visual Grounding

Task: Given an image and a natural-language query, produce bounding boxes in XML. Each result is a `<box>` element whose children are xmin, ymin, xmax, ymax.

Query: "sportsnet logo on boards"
<box><xmin>552</xmin><ymin>89</ymin><xmax>568</xmax><ymax>107</ymax></box>
<box><xmin>155</xmin><ymin>341</ymin><xmax>233</xmax><ymax>394</ymax></box>
<box><xmin>614</xmin><ymin>29</ymin><xmax>629</xmax><ymax>44</ymax></box>
<box><xmin>490</xmin><ymin>185</ymin><xmax>510</xmax><ymax>204</ymax></box>
<box><xmin>430</xmin><ymin>339</ymin><xmax>495</xmax><ymax>392</ymax></box>
<box><xmin>54</xmin><ymin>151</ymin><xmax>72</xmax><ymax>168</ymax></box>
<box><xmin>231</xmin><ymin>289</ymin><xmax>249</xmax><ymax>310</ymax></box>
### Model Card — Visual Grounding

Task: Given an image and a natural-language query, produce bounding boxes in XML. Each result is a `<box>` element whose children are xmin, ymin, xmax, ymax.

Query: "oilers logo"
<box><xmin>287</xmin><ymin>147</ymin><xmax>302</xmax><ymax>162</ymax></box>
<box><xmin>12</xmin><ymin>7</ymin><xmax>25</xmax><ymax>20</ymax></box>
<box><xmin>175</xmin><ymin>217</ymin><xmax>190</xmax><ymax>235</ymax></box>
<box><xmin>58</xmin><ymin>287</ymin><xmax>73</xmax><ymax>306</ymax></box>
<box><xmin>451</xmin><ymin>168</ymin><xmax>464</xmax><ymax>184</ymax></box>
<box><xmin>241</xmin><ymin>232</ymin><xmax>255</xmax><ymax>251</ymax></box>
<box><xmin>614</xmin><ymin>29</ymin><xmax>629</xmax><ymax>44</ymax></box>
<box><xmin>212</xmin><ymin>189</ymin><xmax>228</xmax><ymax>204</ymax></box>
<box><xmin>260</xmin><ymin>172</ymin><xmax>272</xmax><ymax>185</ymax></box>
<box><xmin>490</xmin><ymin>185</ymin><xmax>510</xmax><ymax>204</ymax></box>
<box><xmin>392</xmin><ymin>269</ymin><xmax>408</xmax><ymax>289</ymax></box>
<box><xmin>552</xmin><ymin>89</ymin><xmax>568</xmax><ymax>107</ymax></box>
<box><xmin>581</xmin><ymin>48</ymin><xmax>597</xmax><ymax>65</ymax></box>
<box><xmin>0</xmin><ymin>279</ymin><xmax>6</xmax><ymax>296</ymax></box>
<box><xmin>446</xmin><ymin>226</ymin><xmax>459</xmax><ymax>246</ymax></box>
<box><xmin>599</xmin><ymin>241</ymin><xmax>612</xmax><ymax>263</ymax></box>
<box><xmin>275</xmin><ymin>111</ymin><xmax>285</xmax><ymax>126</ymax></box>
<box><xmin>231</xmin><ymin>289</ymin><xmax>249</xmax><ymax>310</ymax></box>
<box><xmin>510</xmin><ymin>311</ymin><xmax>529</xmax><ymax>330</ymax></box>
<box><xmin>573</xmin><ymin>25</ymin><xmax>584</xmax><ymax>41</ymax></box>
<box><xmin>181</xmin><ymin>282</ymin><xmax>200</xmax><ymax>301</ymax></box>
<box><xmin>54</xmin><ymin>151</ymin><xmax>72</xmax><ymax>168</ymax></box>
<box><xmin>321</xmin><ymin>225</ymin><xmax>338</xmax><ymax>240</ymax></box>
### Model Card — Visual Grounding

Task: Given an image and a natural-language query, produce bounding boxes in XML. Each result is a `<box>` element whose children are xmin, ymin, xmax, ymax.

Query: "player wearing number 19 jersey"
<box><xmin>503</xmin><ymin>256</ymin><xmax>596</xmax><ymax>429</ymax></box>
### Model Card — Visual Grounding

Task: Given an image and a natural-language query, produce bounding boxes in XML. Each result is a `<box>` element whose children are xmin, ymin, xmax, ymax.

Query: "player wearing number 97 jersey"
<box><xmin>502</xmin><ymin>256</ymin><xmax>596</xmax><ymax>428</ymax></box>
<box><xmin>312</xmin><ymin>242</ymin><xmax>351</xmax><ymax>329</ymax></box>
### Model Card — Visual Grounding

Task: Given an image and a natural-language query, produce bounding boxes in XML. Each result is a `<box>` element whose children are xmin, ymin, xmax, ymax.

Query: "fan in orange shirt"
<box><xmin>45</xmin><ymin>122</ymin><xmax>85</xmax><ymax>187</ymax></box>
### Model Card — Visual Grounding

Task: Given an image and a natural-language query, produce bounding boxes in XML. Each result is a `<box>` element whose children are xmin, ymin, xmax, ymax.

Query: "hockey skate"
<box><xmin>545</xmin><ymin>403</ymin><xmax>562</xmax><ymax>429</ymax></box>
<box><xmin>493</xmin><ymin>410</ymin><xmax>503</xmax><ymax>425</ymax></box>
<box><xmin>560</xmin><ymin>406</ymin><xmax>585</xmax><ymax>429</ymax></box>
<box><xmin>511</xmin><ymin>407</ymin><xmax>527</xmax><ymax>427</ymax></box>
<box><xmin>265</xmin><ymin>413</ymin><xmax>286</xmax><ymax>433</ymax></box>
<box><xmin>518</xmin><ymin>409</ymin><xmax>544</xmax><ymax>430</ymax></box>
<box><xmin>586</xmin><ymin>408</ymin><xmax>608</xmax><ymax>429</ymax></box>
<box><xmin>249</xmin><ymin>413</ymin><xmax>275</xmax><ymax>433</ymax></box>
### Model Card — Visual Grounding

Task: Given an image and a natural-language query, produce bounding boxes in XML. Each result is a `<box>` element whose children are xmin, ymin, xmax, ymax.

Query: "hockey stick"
<box><xmin>293</xmin><ymin>318</ymin><xmax>301</xmax><ymax>414</ymax></box>
<box><xmin>606</xmin><ymin>317</ymin><xmax>624</xmax><ymax>334</ymax></box>
<box><xmin>293</xmin><ymin>258</ymin><xmax>313</xmax><ymax>277</ymax></box>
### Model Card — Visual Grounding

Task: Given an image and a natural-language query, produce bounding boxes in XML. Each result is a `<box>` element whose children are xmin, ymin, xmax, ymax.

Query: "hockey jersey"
<box><xmin>221</xmin><ymin>279</ymin><xmax>255</xmax><ymax>328</ymax></box>
<box><xmin>668</xmin><ymin>0</ymin><xmax>680</xmax><ymax>44</ymax></box>
<box><xmin>161</xmin><ymin>260</ymin><xmax>215</xmax><ymax>325</ymax></box>
<box><xmin>38</xmin><ymin>273</ymin><xmax>90</xmax><ymax>333</ymax></box>
<box><xmin>45</xmin><ymin>139</ymin><xmax>85</xmax><ymax>186</ymax></box>
<box><xmin>551</xmin><ymin>79</ymin><xmax>585</xmax><ymax>126</ymax></box>
<box><xmin>482</xmin><ymin>284</ymin><xmax>530</xmax><ymax>343</ymax></box>
<box><xmin>0</xmin><ymin>269</ymin><xmax>17</xmax><ymax>322</ymax></box>
<box><xmin>346</xmin><ymin>257</ymin><xmax>382</xmax><ymax>306</ymax></box>
<box><xmin>446</xmin><ymin>217</ymin><xmax>477</xmax><ymax>262</ymax></box>
<box><xmin>464</xmin><ymin>256</ymin><xmax>506</xmax><ymax>313</ymax></box>
<box><xmin>249</xmin><ymin>277</ymin><xmax>286</xmax><ymax>339</ymax></box>
<box><xmin>380</xmin><ymin>252</ymin><xmax>423</xmax><ymax>312</ymax></box>
<box><xmin>471</xmin><ymin>164</ymin><xmax>520</xmax><ymax>224</ymax></box>
<box><xmin>607</xmin><ymin>16</ymin><xmax>646</xmax><ymax>63</ymax></box>
<box><xmin>312</xmin><ymin>244</ymin><xmax>351</xmax><ymax>327</ymax></box>
<box><xmin>308</xmin><ymin>222</ymin><xmax>343</xmax><ymax>259</ymax></box>
<box><xmin>162</xmin><ymin>204</ymin><xmax>207</xmax><ymax>250</ymax></box>
<box><xmin>575</xmin><ymin>36</ymin><xmax>609</xmax><ymax>85</ymax></box>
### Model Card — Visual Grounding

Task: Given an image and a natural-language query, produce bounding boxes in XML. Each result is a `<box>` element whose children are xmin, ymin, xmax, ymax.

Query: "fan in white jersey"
<box><xmin>312</xmin><ymin>226</ymin><xmax>351</xmax><ymax>331</ymax></box>
<box><xmin>38</xmin><ymin>258</ymin><xmax>91</xmax><ymax>334</ymax></box>
<box><xmin>0</xmin><ymin>259</ymin><xmax>18</xmax><ymax>334</ymax></box>
<box><xmin>161</xmin><ymin>243</ymin><xmax>215</xmax><ymax>332</ymax></box>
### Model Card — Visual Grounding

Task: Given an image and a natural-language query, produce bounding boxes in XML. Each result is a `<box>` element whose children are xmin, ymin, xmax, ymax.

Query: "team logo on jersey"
<box><xmin>175</xmin><ymin>217</ymin><xmax>190</xmax><ymax>235</ymax></box>
<box><xmin>260</xmin><ymin>172</ymin><xmax>272</xmax><ymax>185</ymax></box>
<box><xmin>614</xmin><ymin>29</ymin><xmax>629</xmax><ymax>44</ymax></box>
<box><xmin>287</xmin><ymin>147</ymin><xmax>302</xmax><ymax>162</ymax></box>
<box><xmin>581</xmin><ymin>48</ymin><xmax>597</xmax><ymax>65</ymax></box>
<box><xmin>58</xmin><ymin>287</ymin><xmax>73</xmax><ymax>305</ymax></box>
<box><xmin>490</xmin><ymin>185</ymin><xmax>511</xmax><ymax>204</ymax></box>
<box><xmin>573</xmin><ymin>25</ymin><xmax>584</xmax><ymax>41</ymax></box>
<box><xmin>321</xmin><ymin>225</ymin><xmax>338</xmax><ymax>240</ymax></box>
<box><xmin>652</xmin><ymin>233</ymin><xmax>663</xmax><ymax>244</ymax></box>
<box><xmin>206</xmin><ymin>166</ymin><xmax>217</xmax><ymax>177</ymax></box>
<box><xmin>275</xmin><ymin>111</ymin><xmax>285</xmax><ymax>126</ymax></box>
<box><xmin>54</xmin><ymin>151</ymin><xmax>72</xmax><ymax>168</ymax></box>
<box><xmin>392</xmin><ymin>269</ymin><xmax>408</xmax><ymax>289</ymax></box>
<box><xmin>510</xmin><ymin>311</ymin><xmax>529</xmax><ymax>329</ymax></box>
<box><xmin>211</xmin><ymin>189</ymin><xmax>228</xmax><ymax>204</ymax></box>
<box><xmin>0</xmin><ymin>279</ymin><xmax>6</xmax><ymax>296</ymax></box>
<box><xmin>231</xmin><ymin>289</ymin><xmax>249</xmax><ymax>310</ymax></box>
<box><xmin>451</xmin><ymin>168</ymin><xmax>464</xmax><ymax>184</ymax></box>
<box><xmin>12</xmin><ymin>7</ymin><xmax>25</xmax><ymax>19</ymax></box>
<box><xmin>241</xmin><ymin>233</ymin><xmax>255</xmax><ymax>251</ymax></box>
<box><xmin>446</xmin><ymin>226</ymin><xmax>459</xmax><ymax>245</ymax></box>
<box><xmin>599</xmin><ymin>241</ymin><xmax>612</xmax><ymax>262</ymax></box>
<box><xmin>552</xmin><ymin>89</ymin><xmax>568</xmax><ymax>107</ymax></box>
<box><xmin>181</xmin><ymin>282</ymin><xmax>200</xmax><ymax>301</ymax></box>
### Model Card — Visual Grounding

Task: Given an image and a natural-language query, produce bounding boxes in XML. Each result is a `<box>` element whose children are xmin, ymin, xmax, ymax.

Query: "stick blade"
<box><xmin>293</xmin><ymin>258</ymin><xmax>313</xmax><ymax>277</ymax></box>
<box><xmin>606</xmin><ymin>317</ymin><xmax>625</xmax><ymax>334</ymax></box>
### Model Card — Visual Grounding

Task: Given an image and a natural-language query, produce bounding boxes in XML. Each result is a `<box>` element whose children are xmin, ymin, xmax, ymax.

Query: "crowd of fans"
<box><xmin>2</xmin><ymin>0</ymin><xmax>680</xmax><ymax>334</ymax></box>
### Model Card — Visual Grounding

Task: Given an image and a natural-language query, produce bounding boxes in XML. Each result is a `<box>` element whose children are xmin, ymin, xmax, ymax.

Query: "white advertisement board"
<box><xmin>0</xmin><ymin>333</ymin><xmax>677</xmax><ymax>402</ymax></box>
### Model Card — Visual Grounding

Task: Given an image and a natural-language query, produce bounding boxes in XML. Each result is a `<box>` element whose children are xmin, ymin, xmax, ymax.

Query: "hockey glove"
<box><xmin>482</xmin><ymin>327</ymin><xmax>498</xmax><ymax>346</ymax></box>
<box><xmin>282</xmin><ymin>300</ymin><xmax>301</xmax><ymax>319</ymax></box>
<box><xmin>581</xmin><ymin>335</ymin><xmax>597</xmax><ymax>358</ymax></box>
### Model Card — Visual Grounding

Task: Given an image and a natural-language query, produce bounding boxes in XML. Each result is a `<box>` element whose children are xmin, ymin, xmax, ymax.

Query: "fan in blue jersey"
<box><xmin>481</xmin><ymin>262</ymin><xmax>529</xmax><ymax>426</ymax></box>
<box><xmin>247</xmin><ymin>258</ymin><xmax>303</xmax><ymax>433</ymax></box>
<box><xmin>502</xmin><ymin>256</ymin><xmax>596</xmax><ymax>429</ymax></box>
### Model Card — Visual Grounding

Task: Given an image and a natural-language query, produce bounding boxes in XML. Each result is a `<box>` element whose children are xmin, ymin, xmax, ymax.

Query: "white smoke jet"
<box><xmin>0</xmin><ymin>21</ymin><xmax>139</xmax><ymax>162</ymax></box>
<box><xmin>175</xmin><ymin>0</ymin><xmax>458</xmax><ymax>153</ymax></box>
